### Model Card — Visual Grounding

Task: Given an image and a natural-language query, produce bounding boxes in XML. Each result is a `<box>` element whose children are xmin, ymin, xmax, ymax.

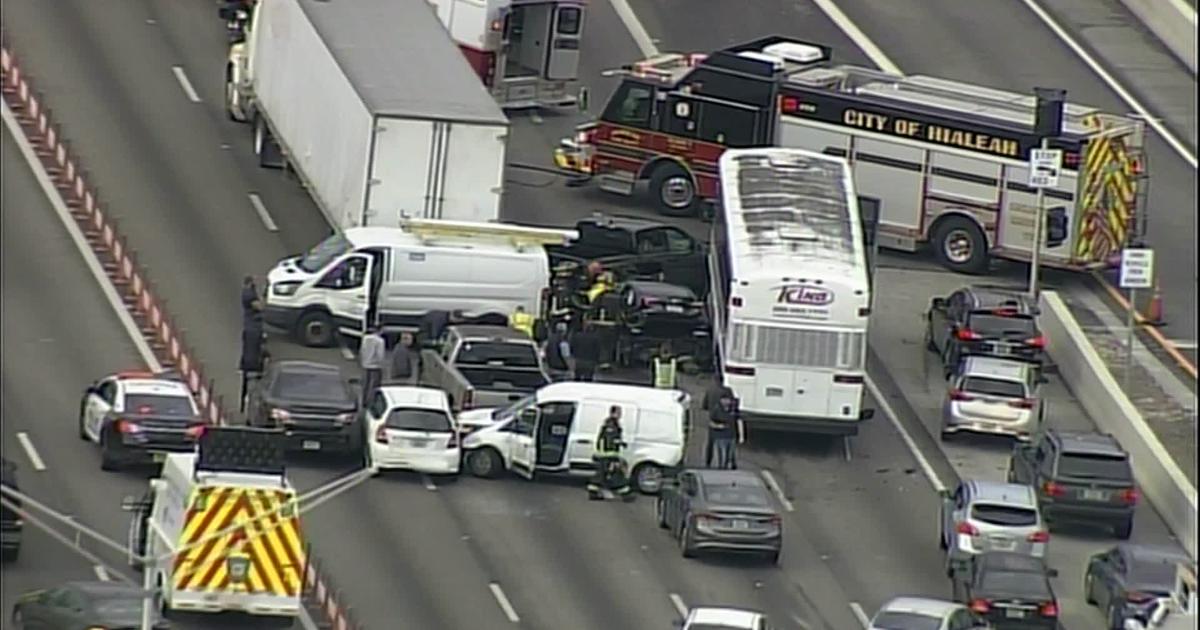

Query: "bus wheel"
<box><xmin>932</xmin><ymin>216</ymin><xmax>989</xmax><ymax>274</ymax></box>
<box><xmin>649</xmin><ymin>164</ymin><xmax>697</xmax><ymax>217</ymax></box>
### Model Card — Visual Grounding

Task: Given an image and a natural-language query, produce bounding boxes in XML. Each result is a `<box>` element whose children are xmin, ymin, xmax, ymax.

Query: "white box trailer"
<box><xmin>225</xmin><ymin>0</ymin><xmax>510</xmax><ymax>229</ymax></box>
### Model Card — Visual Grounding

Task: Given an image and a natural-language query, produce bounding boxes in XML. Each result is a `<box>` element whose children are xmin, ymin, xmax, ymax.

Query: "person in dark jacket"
<box><xmin>568</xmin><ymin>322</ymin><xmax>601</xmax><ymax>382</ymax></box>
<box><xmin>241</xmin><ymin>275</ymin><xmax>259</xmax><ymax>313</ymax></box>
<box><xmin>703</xmin><ymin>380</ymin><xmax>744</xmax><ymax>469</ymax></box>
<box><xmin>387</xmin><ymin>332</ymin><xmax>417</xmax><ymax>385</ymax></box>
<box><xmin>239</xmin><ymin>311</ymin><xmax>269</xmax><ymax>413</ymax></box>
<box><xmin>587</xmin><ymin>406</ymin><xmax>634</xmax><ymax>501</ymax></box>
<box><xmin>419</xmin><ymin>310</ymin><xmax>463</xmax><ymax>347</ymax></box>
<box><xmin>543</xmin><ymin>322</ymin><xmax>571</xmax><ymax>376</ymax></box>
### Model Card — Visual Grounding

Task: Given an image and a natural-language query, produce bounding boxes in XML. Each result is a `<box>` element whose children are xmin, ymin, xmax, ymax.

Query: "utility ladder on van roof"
<box><xmin>398</xmin><ymin>218</ymin><xmax>579</xmax><ymax>250</ymax></box>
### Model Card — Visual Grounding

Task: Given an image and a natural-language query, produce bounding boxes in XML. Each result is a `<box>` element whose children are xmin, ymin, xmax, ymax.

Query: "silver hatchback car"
<box><xmin>869</xmin><ymin>597</ymin><xmax>992</xmax><ymax>630</ymax></box>
<box><xmin>939</xmin><ymin>479</ymin><xmax>1049</xmax><ymax>574</ymax></box>
<box><xmin>941</xmin><ymin>356</ymin><xmax>1046</xmax><ymax>442</ymax></box>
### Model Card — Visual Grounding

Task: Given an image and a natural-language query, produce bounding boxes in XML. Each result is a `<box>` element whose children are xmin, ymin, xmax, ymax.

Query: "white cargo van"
<box><xmin>458</xmin><ymin>382</ymin><xmax>690</xmax><ymax>494</ymax></box>
<box><xmin>264</xmin><ymin>219</ymin><xmax>578</xmax><ymax>347</ymax></box>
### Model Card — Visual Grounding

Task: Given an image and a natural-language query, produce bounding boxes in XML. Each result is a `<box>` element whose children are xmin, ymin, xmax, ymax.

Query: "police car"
<box><xmin>77</xmin><ymin>371</ymin><xmax>206</xmax><ymax>471</ymax></box>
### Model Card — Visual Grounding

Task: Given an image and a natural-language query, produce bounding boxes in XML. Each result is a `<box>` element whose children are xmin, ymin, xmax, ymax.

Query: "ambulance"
<box><xmin>124</xmin><ymin>428</ymin><xmax>304</xmax><ymax>623</ymax></box>
<box><xmin>429</xmin><ymin>0</ymin><xmax>587</xmax><ymax>109</ymax></box>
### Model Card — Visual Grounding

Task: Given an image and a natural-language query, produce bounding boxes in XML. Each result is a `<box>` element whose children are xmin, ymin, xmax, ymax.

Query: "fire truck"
<box><xmin>428</xmin><ymin>0</ymin><xmax>586</xmax><ymax>110</ymax></box>
<box><xmin>554</xmin><ymin>36</ymin><xmax>1148</xmax><ymax>274</ymax></box>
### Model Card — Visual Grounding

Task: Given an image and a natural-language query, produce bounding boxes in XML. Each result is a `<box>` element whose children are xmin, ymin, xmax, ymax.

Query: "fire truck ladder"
<box><xmin>398</xmin><ymin>218</ymin><xmax>579</xmax><ymax>250</ymax></box>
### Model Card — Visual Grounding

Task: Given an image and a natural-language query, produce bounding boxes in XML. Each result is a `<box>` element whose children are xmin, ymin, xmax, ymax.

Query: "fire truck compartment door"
<box><xmin>545</xmin><ymin>4</ymin><xmax>583</xmax><ymax>81</ymax></box>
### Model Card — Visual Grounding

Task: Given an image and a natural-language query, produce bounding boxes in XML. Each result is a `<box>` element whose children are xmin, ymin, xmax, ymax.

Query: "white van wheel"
<box><xmin>633</xmin><ymin>463</ymin><xmax>663</xmax><ymax>494</ymax></box>
<box><xmin>467</xmin><ymin>448</ymin><xmax>502</xmax><ymax>478</ymax></box>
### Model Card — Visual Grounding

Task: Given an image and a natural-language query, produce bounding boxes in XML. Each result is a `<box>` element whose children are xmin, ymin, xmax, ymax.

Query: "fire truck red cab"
<box><xmin>431</xmin><ymin>0</ymin><xmax>586</xmax><ymax>110</ymax></box>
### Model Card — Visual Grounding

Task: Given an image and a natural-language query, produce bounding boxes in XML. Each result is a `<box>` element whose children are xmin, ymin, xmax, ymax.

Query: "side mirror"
<box><xmin>859</xmin><ymin>408</ymin><xmax>875</xmax><ymax>421</ymax></box>
<box><xmin>577</xmin><ymin>87</ymin><xmax>589</xmax><ymax>113</ymax></box>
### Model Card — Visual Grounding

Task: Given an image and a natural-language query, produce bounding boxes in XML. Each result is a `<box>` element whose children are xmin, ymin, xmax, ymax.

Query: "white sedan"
<box><xmin>682</xmin><ymin>607</ymin><xmax>772</xmax><ymax>630</ymax></box>
<box><xmin>365</xmin><ymin>386</ymin><xmax>461</xmax><ymax>476</ymax></box>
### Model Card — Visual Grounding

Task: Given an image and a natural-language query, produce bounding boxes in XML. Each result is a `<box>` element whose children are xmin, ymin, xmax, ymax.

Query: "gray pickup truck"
<box><xmin>420</xmin><ymin>325</ymin><xmax>551</xmax><ymax>412</ymax></box>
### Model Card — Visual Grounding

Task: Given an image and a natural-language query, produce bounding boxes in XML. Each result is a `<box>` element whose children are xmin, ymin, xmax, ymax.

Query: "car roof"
<box><xmin>976</xmin><ymin>551</ymin><xmax>1046</xmax><ymax>572</ymax></box>
<box><xmin>964</xmin><ymin>285</ymin><xmax>1037</xmax><ymax>312</ymax></box>
<box><xmin>1049</xmin><ymin>429</ymin><xmax>1126</xmax><ymax>456</ymax></box>
<box><xmin>966</xmin><ymin>480</ymin><xmax>1037</xmax><ymax>507</ymax></box>
<box><xmin>380</xmin><ymin>386</ymin><xmax>450</xmax><ymax>411</ymax></box>
<box><xmin>1120</xmin><ymin>543</ymin><xmax>1191</xmax><ymax>564</ymax></box>
<box><xmin>271</xmin><ymin>360</ymin><xmax>343</xmax><ymax>376</ymax></box>
<box><xmin>624</xmin><ymin>280</ymin><xmax>696</xmax><ymax>299</ymax></box>
<box><xmin>960</xmin><ymin>356</ymin><xmax>1035</xmax><ymax>380</ymax></box>
<box><xmin>451</xmin><ymin>325</ymin><xmax>531</xmax><ymax>341</ymax></box>
<box><xmin>693</xmin><ymin>469</ymin><xmax>766</xmax><ymax>488</ymax></box>
<box><xmin>119</xmin><ymin>379</ymin><xmax>194</xmax><ymax>397</ymax></box>
<box><xmin>878</xmin><ymin>596</ymin><xmax>964</xmax><ymax>617</ymax></box>
<box><xmin>537</xmin><ymin>382</ymin><xmax>686</xmax><ymax>408</ymax></box>
<box><xmin>578</xmin><ymin>213</ymin><xmax>663</xmax><ymax>231</ymax></box>
<box><xmin>687</xmin><ymin>607</ymin><xmax>762</xmax><ymax>626</ymax></box>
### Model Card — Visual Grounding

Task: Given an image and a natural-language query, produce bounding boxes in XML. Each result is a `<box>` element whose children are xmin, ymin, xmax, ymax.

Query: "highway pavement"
<box><xmin>0</xmin><ymin>1</ymin><xmax>1191</xmax><ymax>629</ymax></box>
<box><xmin>0</xmin><ymin>127</ymin><xmax>269</xmax><ymax>630</ymax></box>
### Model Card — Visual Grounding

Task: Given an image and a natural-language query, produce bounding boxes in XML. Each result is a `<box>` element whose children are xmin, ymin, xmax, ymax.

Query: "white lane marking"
<box><xmin>93</xmin><ymin>565</ymin><xmax>111</xmax><ymax>581</ymax></box>
<box><xmin>759</xmin><ymin>469</ymin><xmax>795</xmax><ymax>512</ymax></box>
<box><xmin>421</xmin><ymin>475</ymin><xmax>437</xmax><ymax>491</ymax></box>
<box><xmin>668</xmin><ymin>593</ymin><xmax>688</xmax><ymax>618</ymax></box>
<box><xmin>842</xmin><ymin>436</ymin><xmax>853</xmax><ymax>462</ymax></box>
<box><xmin>16</xmin><ymin>432</ymin><xmax>46</xmax><ymax>471</ymax></box>
<box><xmin>809</xmin><ymin>0</ymin><xmax>902</xmax><ymax>74</ymax></box>
<box><xmin>2</xmin><ymin>101</ymin><xmax>165</xmax><ymax>373</ymax></box>
<box><xmin>340</xmin><ymin>345</ymin><xmax>356</xmax><ymax>361</ymax></box>
<box><xmin>866</xmin><ymin>377</ymin><xmax>948</xmax><ymax>493</ymax></box>
<box><xmin>4</xmin><ymin>99</ymin><xmax>327</xmax><ymax>630</ymax></box>
<box><xmin>247</xmin><ymin>193</ymin><xmax>279</xmax><ymax>232</ymax></box>
<box><xmin>849</xmin><ymin>602</ymin><xmax>871</xmax><ymax>628</ymax></box>
<box><xmin>1019</xmin><ymin>0</ymin><xmax>1197</xmax><ymax>168</ymax></box>
<box><xmin>607</xmin><ymin>0</ymin><xmax>658</xmax><ymax>57</ymax></box>
<box><xmin>171</xmin><ymin>66</ymin><xmax>202</xmax><ymax>103</ymax></box>
<box><xmin>489</xmin><ymin>582</ymin><xmax>521</xmax><ymax>623</ymax></box>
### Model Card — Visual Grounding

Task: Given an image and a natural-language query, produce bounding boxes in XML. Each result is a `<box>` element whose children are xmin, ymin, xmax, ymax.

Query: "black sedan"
<box><xmin>246</xmin><ymin>360</ymin><xmax>362</xmax><ymax>455</ymax></box>
<box><xmin>613</xmin><ymin>280</ymin><xmax>712</xmax><ymax>367</ymax></box>
<box><xmin>1084</xmin><ymin>543</ymin><xmax>1192</xmax><ymax>629</ymax></box>
<box><xmin>950</xmin><ymin>552</ymin><xmax>1059</xmax><ymax>629</ymax></box>
<box><xmin>925</xmin><ymin>286</ymin><xmax>1045</xmax><ymax>377</ymax></box>
<box><xmin>12</xmin><ymin>581</ymin><xmax>169</xmax><ymax>629</ymax></box>
<box><xmin>655</xmin><ymin>469</ymin><xmax>782</xmax><ymax>564</ymax></box>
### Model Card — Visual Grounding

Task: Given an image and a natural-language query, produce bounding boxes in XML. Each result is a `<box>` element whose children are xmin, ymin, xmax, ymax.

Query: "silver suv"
<box><xmin>941</xmin><ymin>356</ymin><xmax>1046</xmax><ymax>442</ymax></box>
<box><xmin>939</xmin><ymin>479</ymin><xmax>1049</xmax><ymax>574</ymax></box>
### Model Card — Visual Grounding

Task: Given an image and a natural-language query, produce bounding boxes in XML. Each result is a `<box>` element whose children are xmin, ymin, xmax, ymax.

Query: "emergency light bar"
<box><xmin>399</xmin><ymin>218</ymin><xmax>579</xmax><ymax>250</ymax></box>
<box><xmin>197</xmin><ymin>427</ymin><xmax>285</xmax><ymax>477</ymax></box>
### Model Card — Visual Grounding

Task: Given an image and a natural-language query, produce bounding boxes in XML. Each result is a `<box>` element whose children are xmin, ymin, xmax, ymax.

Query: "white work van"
<box><xmin>458</xmin><ymin>382</ymin><xmax>691</xmax><ymax>494</ymax></box>
<box><xmin>264</xmin><ymin>219</ymin><xmax>578</xmax><ymax>346</ymax></box>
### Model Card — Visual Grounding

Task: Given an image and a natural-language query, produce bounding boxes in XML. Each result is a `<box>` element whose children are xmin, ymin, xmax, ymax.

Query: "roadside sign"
<box><xmin>1028</xmin><ymin>149</ymin><xmax>1062</xmax><ymax>188</ymax></box>
<box><xmin>1119</xmin><ymin>248</ymin><xmax>1154</xmax><ymax>289</ymax></box>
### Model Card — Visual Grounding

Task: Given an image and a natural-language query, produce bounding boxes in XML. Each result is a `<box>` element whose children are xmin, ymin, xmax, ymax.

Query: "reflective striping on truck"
<box><xmin>172</xmin><ymin>486</ymin><xmax>304</xmax><ymax>597</ymax></box>
<box><xmin>1074</xmin><ymin>113</ymin><xmax>1142</xmax><ymax>264</ymax></box>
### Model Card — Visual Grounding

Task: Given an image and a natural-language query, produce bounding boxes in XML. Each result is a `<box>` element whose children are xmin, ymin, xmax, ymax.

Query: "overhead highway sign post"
<box><xmin>1027</xmin><ymin>87</ymin><xmax>1067</xmax><ymax>299</ymax></box>
<box><xmin>1119</xmin><ymin>247</ymin><xmax>1155</xmax><ymax>385</ymax></box>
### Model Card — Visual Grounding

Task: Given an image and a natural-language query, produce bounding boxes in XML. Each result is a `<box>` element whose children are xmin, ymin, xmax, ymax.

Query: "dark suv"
<box><xmin>1</xmin><ymin>458</ymin><xmax>22</xmax><ymax>562</ymax></box>
<box><xmin>926</xmin><ymin>286</ymin><xmax>1045</xmax><ymax>376</ymax></box>
<box><xmin>950</xmin><ymin>551</ymin><xmax>1060</xmax><ymax>628</ymax></box>
<box><xmin>1008</xmin><ymin>429</ymin><xmax>1138</xmax><ymax>539</ymax></box>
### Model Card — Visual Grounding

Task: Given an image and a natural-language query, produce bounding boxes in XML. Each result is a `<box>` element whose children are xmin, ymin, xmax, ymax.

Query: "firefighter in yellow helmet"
<box><xmin>587</xmin><ymin>271</ymin><xmax>616</xmax><ymax>304</ymax></box>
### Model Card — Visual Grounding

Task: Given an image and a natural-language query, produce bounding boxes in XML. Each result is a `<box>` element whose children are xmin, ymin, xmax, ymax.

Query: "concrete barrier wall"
<box><xmin>1119</xmin><ymin>0</ymin><xmax>1197</xmax><ymax>75</ymax></box>
<box><xmin>1040</xmin><ymin>291</ymin><xmax>1197</xmax><ymax>560</ymax></box>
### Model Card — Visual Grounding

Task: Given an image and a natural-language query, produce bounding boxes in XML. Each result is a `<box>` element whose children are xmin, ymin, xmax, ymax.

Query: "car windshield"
<box><xmin>385</xmin><ymin>408</ymin><xmax>452</xmax><ymax>432</ymax></box>
<box><xmin>272</xmin><ymin>371</ymin><xmax>350</xmax><ymax>404</ymax></box>
<box><xmin>297</xmin><ymin>234</ymin><xmax>351</xmax><ymax>273</ymax></box>
<box><xmin>979</xmin><ymin>571</ymin><xmax>1051</xmax><ymax>597</ymax></box>
<box><xmin>492</xmin><ymin>395</ymin><xmax>535</xmax><ymax>421</ymax></box>
<box><xmin>457</xmin><ymin>342</ymin><xmax>539</xmax><ymax>368</ymax></box>
<box><xmin>961</xmin><ymin>376</ymin><xmax>1025</xmax><ymax>398</ymax></box>
<box><xmin>703</xmin><ymin>486</ymin><xmax>771</xmax><ymax>507</ymax></box>
<box><xmin>972</xmin><ymin>503</ymin><xmax>1038</xmax><ymax>526</ymax></box>
<box><xmin>968</xmin><ymin>314</ymin><xmax>1036</xmax><ymax>336</ymax></box>
<box><xmin>1129</xmin><ymin>559</ymin><xmax>1184</xmax><ymax>589</ymax></box>
<box><xmin>870</xmin><ymin>611</ymin><xmax>946</xmax><ymax>630</ymax></box>
<box><xmin>124</xmin><ymin>394</ymin><xmax>194</xmax><ymax>416</ymax></box>
<box><xmin>1057</xmin><ymin>453</ymin><xmax>1132</xmax><ymax>480</ymax></box>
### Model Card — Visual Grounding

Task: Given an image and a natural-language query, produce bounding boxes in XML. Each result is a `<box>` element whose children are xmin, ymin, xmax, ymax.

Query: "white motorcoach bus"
<box><xmin>710</xmin><ymin>148</ymin><xmax>874</xmax><ymax>435</ymax></box>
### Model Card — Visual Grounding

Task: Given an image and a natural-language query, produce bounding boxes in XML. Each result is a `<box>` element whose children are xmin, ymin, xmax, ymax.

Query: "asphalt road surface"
<box><xmin>0</xmin><ymin>0</ymin><xmax>1192</xmax><ymax>628</ymax></box>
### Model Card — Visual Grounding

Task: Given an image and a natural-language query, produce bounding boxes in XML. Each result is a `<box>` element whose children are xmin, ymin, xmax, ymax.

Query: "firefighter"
<box><xmin>508</xmin><ymin>305</ymin><xmax>536</xmax><ymax>338</ymax></box>
<box><xmin>651</xmin><ymin>341</ymin><xmax>678</xmax><ymax>389</ymax></box>
<box><xmin>587</xmin><ymin>271</ymin><xmax>616</xmax><ymax>304</ymax></box>
<box><xmin>587</xmin><ymin>406</ymin><xmax>634</xmax><ymax>501</ymax></box>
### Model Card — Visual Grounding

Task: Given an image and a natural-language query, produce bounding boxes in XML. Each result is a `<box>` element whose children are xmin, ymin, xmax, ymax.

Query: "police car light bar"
<box><xmin>399</xmin><ymin>218</ymin><xmax>579</xmax><ymax>249</ymax></box>
<box><xmin>196</xmin><ymin>427</ymin><xmax>285</xmax><ymax>477</ymax></box>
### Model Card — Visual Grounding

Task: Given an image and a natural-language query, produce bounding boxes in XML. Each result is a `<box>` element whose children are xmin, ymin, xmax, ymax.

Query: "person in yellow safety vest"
<box><xmin>652</xmin><ymin>342</ymin><xmax>678</xmax><ymax>389</ymax></box>
<box><xmin>508</xmin><ymin>305</ymin><xmax>536</xmax><ymax>338</ymax></box>
<box><xmin>587</xmin><ymin>271</ymin><xmax>616</xmax><ymax>304</ymax></box>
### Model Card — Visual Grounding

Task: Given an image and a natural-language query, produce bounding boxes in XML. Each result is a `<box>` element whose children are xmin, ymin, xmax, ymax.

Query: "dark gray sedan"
<box><xmin>12</xmin><ymin>581</ymin><xmax>169</xmax><ymax>629</ymax></box>
<box><xmin>655</xmin><ymin>469</ymin><xmax>782</xmax><ymax>564</ymax></box>
<box><xmin>247</xmin><ymin>360</ymin><xmax>362</xmax><ymax>455</ymax></box>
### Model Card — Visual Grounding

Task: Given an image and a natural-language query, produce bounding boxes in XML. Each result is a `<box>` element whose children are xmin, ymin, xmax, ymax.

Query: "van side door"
<box><xmin>317</xmin><ymin>254</ymin><xmax>373</xmax><ymax>338</ymax></box>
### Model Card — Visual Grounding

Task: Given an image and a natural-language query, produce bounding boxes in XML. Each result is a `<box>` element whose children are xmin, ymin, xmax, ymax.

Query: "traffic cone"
<box><xmin>1143</xmin><ymin>282</ymin><xmax>1166</xmax><ymax>326</ymax></box>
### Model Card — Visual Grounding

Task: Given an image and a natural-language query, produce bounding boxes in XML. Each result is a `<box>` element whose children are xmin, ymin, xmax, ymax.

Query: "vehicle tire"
<box><xmin>99</xmin><ymin>432</ymin><xmax>120</xmax><ymax>472</ymax></box>
<box><xmin>938</xmin><ymin>524</ymin><xmax>947</xmax><ymax>550</ymax></box>
<box><xmin>296</xmin><ymin>310</ymin><xmax>335</xmax><ymax>347</ymax></box>
<box><xmin>766</xmin><ymin>549</ymin><xmax>781</xmax><ymax>566</ymax></box>
<box><xmin>655</xmin><ymin>497</ymin><xmax>669</xmax><ymax>529</ymax></box>
<box><xmin>11</xmin><ymin>606</ymin><xmax>23</xmax><ymax>628</ymax></box>
<box><xmin>1114</xmin><ymin>516</ymin><xmax>1134</xmax><ymax>540</ymax></box>
<box><xmin>678</xmin><ymin>518</ymin><xmax>696</xmax><ymax>558</ymax></box>
<box><xmin>254</xmin><ymin>116</ymin><xmax>283</xmax><ymax>169</ymax></box>
<box><xmin>633</xmin><ymin>463</ymin><xmax>663</xmax><ymax>494</ymax></box>
<box><xmin>924</xmin><ymin>321</ymin><xmax>938</xmax><ymax>353</ymax></box>
<box><xmin>940</xmin><ymin>429</ymin><xmax>954</xmax><ymax>443</ymax></box>
<box><xmin>78</xmin><ymin>402</ymin><xmax>89</xmax><ymax>441</ymax></box>
<box><xmin>1084</xmin><ymin>571</ymin><xmax>1097</xmax><ymax>605</ymax></box>
<box><xmin>224</xmin><ymin>77</ymin><xmax>239</xmax><ymax>122</ymax></box>
<box><xmin>648</xmin><ymin>163</ymin><xmax>698</xmax><ymax>217</ymax></box>
<box><xmin>932</xmin><ymin>215</ymin><xmax>989</xmax><ymax>275</ymax></box>
<box><xmin>466</xmin><ymin>448</ymin><xmax>503</xmax><ymax>479</ymax></box>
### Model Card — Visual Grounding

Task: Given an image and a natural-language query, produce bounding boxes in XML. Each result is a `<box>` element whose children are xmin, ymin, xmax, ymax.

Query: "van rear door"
<box><xmin>545</xmin><ymin>4</ymin><xmax>583</xmax><ymax>81</ymax></box>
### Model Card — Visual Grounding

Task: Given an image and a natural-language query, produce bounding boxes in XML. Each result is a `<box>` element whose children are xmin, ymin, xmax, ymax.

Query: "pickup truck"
<box><xmin>420</xmin><ymin>325</ymin><xmax>550</xmax><ymax>412</ymax></box>
<box><xmin>545</xmin><ymin>214</ymin><xmax>708</xmax><ymax>297</ymax></box>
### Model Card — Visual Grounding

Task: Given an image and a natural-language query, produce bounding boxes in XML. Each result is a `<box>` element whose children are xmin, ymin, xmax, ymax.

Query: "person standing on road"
<box><xmin>239</xmin><ymin>307</ymin><xmax>269</xmax><ymax>414</ymax></box>
<box><xmin>652</xmin><ymin>341</ymin><xmax>678</xmax><ymax>390</ymax></box>
<box><xmin>587</xmin><ymin>406</ymin><xmax>634</xmax><ymax>501</ymax></box>
<box><xmin>419</xmin><ymin>309</ymin><xmax>464</xmax><ymax>348</ymax></box>
<box><xmin>704</xmin><ymin>381</ymin><xmax>745</xmax><ymax>469</ymax></box>
<box><xmin>568</xmin><ymin>322</ymin><xmax>601</xmax><ymax>382</ymax></box>
<box><xmin>359</xmin><ymin>327</ymin><xmax>387</xmax><ymax>405</ymax></box>
<box><xmin>386</xmin><ymin>332</ymin><xmax>417</xmax><ymax>386</ymax></box>
<box><xmin>508</xmin><ymin>305</ymin><xmax>536</xmax><ymax>338</ymax></box>
<box><xmin>543</xmin><ymin>322</ymin><xmax>572</xmax><ymax>378</ymax></box>
<box><xmin>241</xmin><ymin>275</ymin><xmax>260</xmax><ymax>317</ymax></box>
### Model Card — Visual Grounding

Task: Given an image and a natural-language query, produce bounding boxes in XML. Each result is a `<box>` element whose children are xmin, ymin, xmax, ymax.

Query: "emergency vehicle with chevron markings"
<box><xmin>125</xmin><ymin>427</ymin><xmax>303</xmax><ymax>624</ymax></box>
<box><xmin>555</xmin><ymin>36</ymin><xmax>1149</xmax><ymax>275</ymax></box>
